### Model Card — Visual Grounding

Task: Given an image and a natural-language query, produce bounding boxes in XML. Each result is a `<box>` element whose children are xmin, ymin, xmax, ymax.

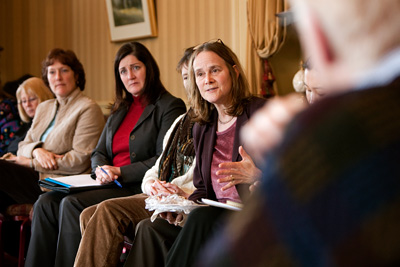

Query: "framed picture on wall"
<box><xmin>105</xmin><ymin>0</ymin><xmax>157</xmax><ymax>42</ymax></box>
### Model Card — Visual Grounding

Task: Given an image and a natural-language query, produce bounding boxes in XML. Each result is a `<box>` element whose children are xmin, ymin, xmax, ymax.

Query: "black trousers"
<box><xmin>25</xmin><ymin>186</ymin><xmax>141</xmax><ymax>267</ymax></box>
<box><xmin>0</xmin><ymin>160</ymin><xmax>41</xmax><ymax>212</ymax></box>
<box><xmin>124</xmin><ymin>206</ymin><xmax>229</xmax><ymax>267</ymax></box>
<box><xmin>125</xmin><ymin>217</ymin><xmax>182</xmax><ymax>267</ymax></box>
<box><xmin>166</xmin><ymin>206</ymin><xmax>229</xmax><ymax>267</ymax></box>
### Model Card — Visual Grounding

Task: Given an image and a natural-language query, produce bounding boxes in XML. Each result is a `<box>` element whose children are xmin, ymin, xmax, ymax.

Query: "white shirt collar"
<box><xmin>355</xmin><ymin>47</ymin><xmax>400</xmax><ymax>90</ymax></box>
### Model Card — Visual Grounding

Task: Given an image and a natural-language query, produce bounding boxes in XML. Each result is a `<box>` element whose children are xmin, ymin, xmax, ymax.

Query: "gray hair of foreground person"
<box><xmin>292</xmin><ymin>0</ymin><xmax>400</xmax><ymax>88</ymax></box>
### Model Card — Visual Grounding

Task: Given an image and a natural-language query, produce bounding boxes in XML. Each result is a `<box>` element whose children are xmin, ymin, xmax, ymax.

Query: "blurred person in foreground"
<box><xmin>199</xmin><ymin>0</ymin><xmax>400</xmax><ymax>266</ymax></box>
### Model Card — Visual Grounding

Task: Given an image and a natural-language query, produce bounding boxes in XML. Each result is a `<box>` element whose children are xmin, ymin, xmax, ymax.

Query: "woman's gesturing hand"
<box><xmin>216</xmin><ymin>146</ymin><xmax>262</xmax><ymax>191</ymax></box>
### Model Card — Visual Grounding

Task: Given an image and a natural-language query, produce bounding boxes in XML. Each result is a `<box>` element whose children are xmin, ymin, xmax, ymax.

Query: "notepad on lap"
<box><xmin>201</xmin><ymin>198</ymin><xmax>242</xmax><ymax>211</ymax></box>
<box><xmin>39</xmin><ymin>174</ymin><xmax>116</xmax><ymax>193</ymax></box>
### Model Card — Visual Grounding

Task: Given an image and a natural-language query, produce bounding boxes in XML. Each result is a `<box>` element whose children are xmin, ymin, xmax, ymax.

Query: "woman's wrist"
<box><xmin>144</xmin><ymin>180</ymin><xmax>155</xmax><ymax>195</ymax></box>
<box><xmin>32</xmin><ymin>148</ymin><xmax>39</xmax><ymax>158</ymax></box>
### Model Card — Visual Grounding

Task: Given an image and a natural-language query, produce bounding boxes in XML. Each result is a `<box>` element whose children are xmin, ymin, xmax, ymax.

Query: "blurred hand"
<box><xmin>249</xmin><ymin>181</ymin><xmax>261</xmax><ymax>193</ymax></box>
<box><xmin>163</xmin><ymin>183</ymin><xmax>190</xmax><ymax>198</ymax></box>
<box><xmin>144</xmin><ymin>179</ymin><xmax>175</xmax><ymax>196</ymax></box>
<box><xmin>160</xmin><ymin>211</ymin><xmax>184</xmax><ymax>226</ymax></box>
<box><xmin>241</xmin><ymin>94</ymin><xmax>307</xmax><ymax>165</ymax></box>
<box><xmin>6</xmin><ymin>154</ymin><xmax>31</xmax><ymax>168</ymax></box>
<box><xmin>32</xmin><ymin>148</ymin><xmax>64</xmax><ymax>170</ymax></box>
<box><xmin>95</xmin><ymin>165</ymin><xmax>121</xmax><ymax>184</ymax></box>
<box><xmin>144</xmin><ymin>179</ymin><xmax>158</xmax><ymax>196</ymax></box>
<box><xmin>0</xmin><ymin>152</ymin><xmax>14</xmax><ymax>160</ymax></box>
<box><xmin>216</xmin><ymin>146</ymin><xmax>262</xmax><ymax>191</ymax></box>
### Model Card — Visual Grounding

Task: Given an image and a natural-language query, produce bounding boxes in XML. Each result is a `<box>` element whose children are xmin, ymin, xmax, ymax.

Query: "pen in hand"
<box><xmin>97</xmin><ymin>165</ymin><xmax>122</xmax><ymax>188</ymax></box>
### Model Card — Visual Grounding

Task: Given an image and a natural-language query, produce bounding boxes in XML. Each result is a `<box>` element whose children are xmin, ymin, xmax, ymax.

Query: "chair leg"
<box><xmin>18</xmin><ymin>217</ymin><xmax>31</xmax><ymax>267</ymax></box>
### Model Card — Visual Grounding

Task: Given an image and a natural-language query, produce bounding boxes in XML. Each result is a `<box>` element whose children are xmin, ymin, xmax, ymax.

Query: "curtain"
<box><xmin>246</xmin><ymin>0</ymin><xmax>289</xmax><ymax>96</ymax></box>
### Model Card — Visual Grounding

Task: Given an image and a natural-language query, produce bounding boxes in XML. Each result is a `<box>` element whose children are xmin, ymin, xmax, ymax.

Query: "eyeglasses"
<box><xmin>19</xmin><ymin>97</ymin><xmax>38</xmax><ymax>104</ymax></box>
<box><xmin>193</xmin><ymin>38</ymin><xmax>225</xmax><ymax>50</ymax></box>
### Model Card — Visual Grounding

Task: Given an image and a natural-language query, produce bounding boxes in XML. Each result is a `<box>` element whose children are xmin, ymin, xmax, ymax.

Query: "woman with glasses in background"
<box><xmin>0</xmin><ymin>48</ymin><xmax>105</xmax><ymax>222</ymax></box>
<box><xmin>1</xmin><ymin>77</ymin><xmax>54</xmax><ymax>158</ymax></box>
<box><xmin>26</xmin><ymin>42</ymin><xmax>186</xmax><ymax>267</ymax></box>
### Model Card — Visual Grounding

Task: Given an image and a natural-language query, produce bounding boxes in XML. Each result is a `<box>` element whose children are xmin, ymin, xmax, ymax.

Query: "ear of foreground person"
<box><xmin>195</xmin><ymin>0</ymin><xmax>400</xmax><ymax>266</ymax></box>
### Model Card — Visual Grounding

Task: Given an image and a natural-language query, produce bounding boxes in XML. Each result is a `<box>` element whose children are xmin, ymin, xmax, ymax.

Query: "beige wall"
<box><xmin>270</xmin><ymin>25</ymin><xmax>302</xmax><ymax>96</ymax></box>
<box><xmin>0</xmin><ymin>0</ymin><xmax>301</xmax><ymax>112</ymax></box>
<box><xmin>0</xmin><ymin>0</ymin><xmax>248</xmax><ymax>111</ymax></box>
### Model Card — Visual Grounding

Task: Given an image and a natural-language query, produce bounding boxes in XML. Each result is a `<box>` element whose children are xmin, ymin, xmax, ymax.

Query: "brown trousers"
<box><xmin>73</xmin><ymin>193</ymin><xmax>152</xmax><ymax>267</ymax></box>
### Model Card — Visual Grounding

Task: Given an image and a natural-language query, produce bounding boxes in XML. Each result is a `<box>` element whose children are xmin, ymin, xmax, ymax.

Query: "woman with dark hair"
<box><xmin>125</xmin><ymin>40</ymin><xmax>265</xmax><ymax>267</ymax></box>
<box><xmin>25</xmin><ymin>42</ymin><xmax>186</xmax><ymax>267</ymax></box>
<box><xmin>0</xmin><ymin>48</ymin><xmax>104</xmax><ymax>214</ymax></box>
<box><xmin>111</xmin><ymin>41</ymin><xmax>166</xmax><ymax>112</ymax></box>
<box><xmin>73</xmin><ymin>46</ymin><xmax>196</xmax><ymax>267</ymax></box>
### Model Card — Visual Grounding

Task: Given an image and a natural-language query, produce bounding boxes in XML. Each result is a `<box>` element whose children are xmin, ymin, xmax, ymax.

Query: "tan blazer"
<box><xmin>18</xmin><ymin>89</ymin><xmax>105</xmax><ymax>181</ymax></box>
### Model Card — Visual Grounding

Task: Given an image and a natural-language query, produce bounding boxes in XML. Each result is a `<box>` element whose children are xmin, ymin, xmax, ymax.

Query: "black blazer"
<box><xmin>189</xmin><ymin>97</ymin><xmax>267</xmax><ymax>202</ymax></box>
<box><xmin>91</xmin><ymin>91</ymin><xmax>186</xmax><ymax>189</ymax></box>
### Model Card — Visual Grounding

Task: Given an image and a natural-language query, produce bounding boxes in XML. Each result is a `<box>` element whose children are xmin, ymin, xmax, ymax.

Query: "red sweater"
<box><xmin>112</xmin><ymin>97</ymin><xmax>146</xmax><ymax>167</ymax></box>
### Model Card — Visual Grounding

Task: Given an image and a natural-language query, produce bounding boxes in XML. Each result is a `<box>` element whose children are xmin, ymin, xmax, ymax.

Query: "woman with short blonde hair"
<box><xmin>16</xmin><ymin>77</ymin><xmax>54</xmax><ymax>123</ymax></box>
<box><xmin>1</xmin><ymin>77</ymin><xmax>54</xmax><ymax>156</ymax></box>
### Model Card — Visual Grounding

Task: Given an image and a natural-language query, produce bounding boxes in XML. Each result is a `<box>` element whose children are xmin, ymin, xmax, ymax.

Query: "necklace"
<box><xmin>218</xmin><ymin>116</ymin><xmax>235</xmax><ymax>124</ymax></box>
